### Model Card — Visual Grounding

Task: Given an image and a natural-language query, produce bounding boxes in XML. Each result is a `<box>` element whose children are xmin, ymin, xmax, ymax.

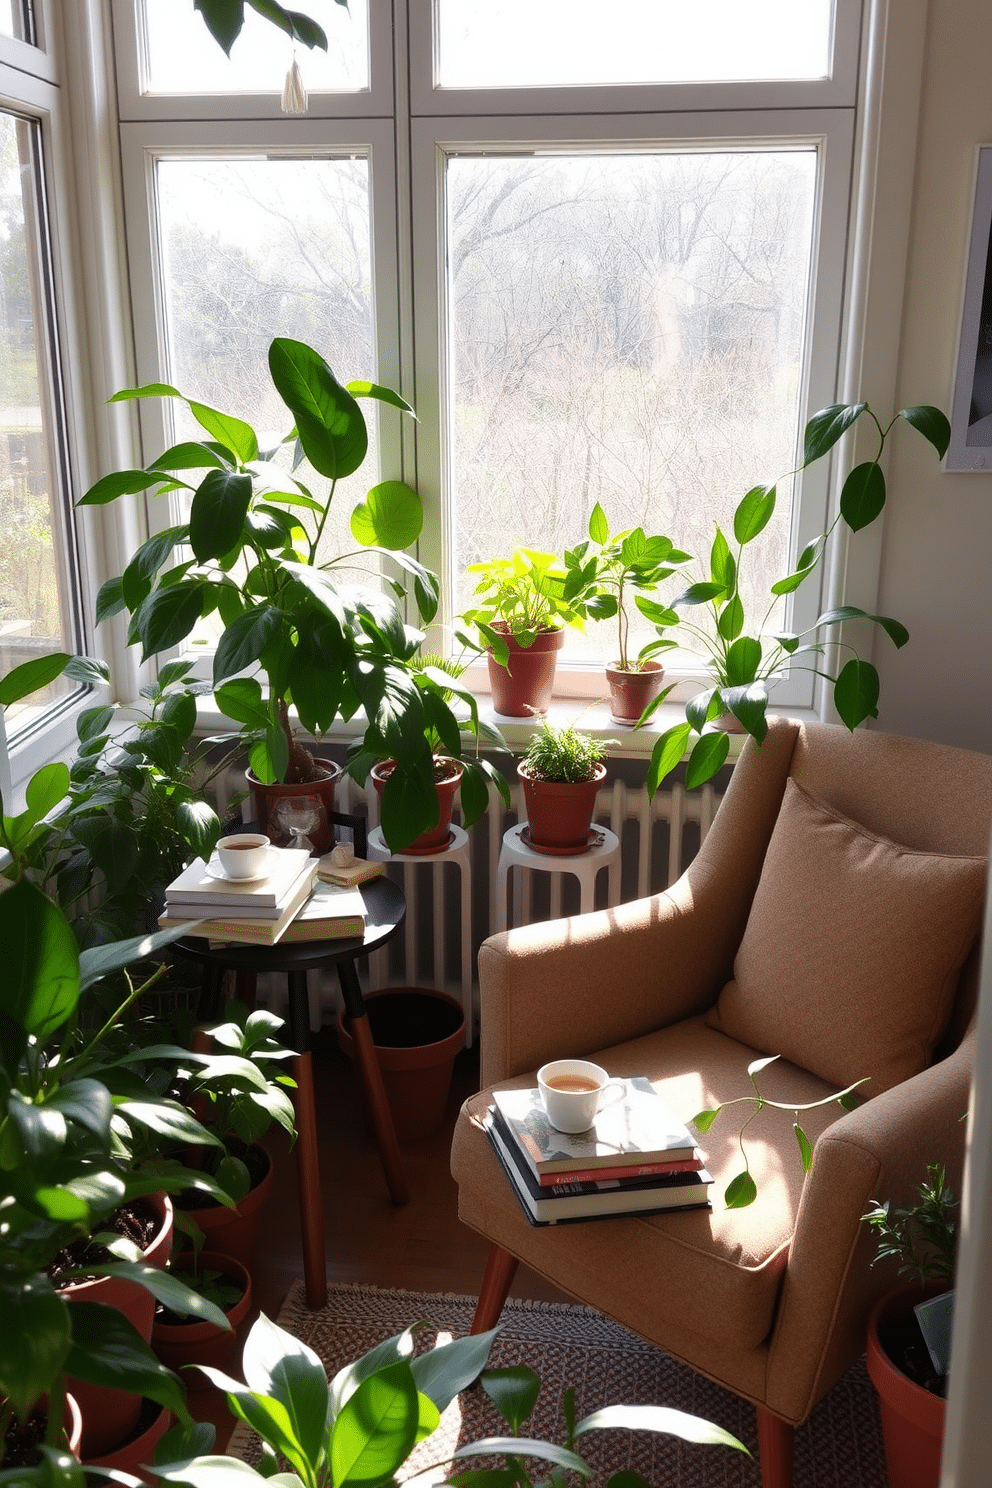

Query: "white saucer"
<box><xmin>205</xmin><ymin>854</ymin><xmax>273</xmax><ymax>886</ymax></box>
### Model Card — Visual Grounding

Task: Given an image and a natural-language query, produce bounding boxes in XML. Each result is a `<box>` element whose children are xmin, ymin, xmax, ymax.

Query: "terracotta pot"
<box><xmin>518</xmin><ymin>759</ymin><xmax>606</xmax><ymax>852</ymax></box>
<box><xmin>487</xmin><ymin>623</ymin><xmax>564</xmax><ymax>716</ymax></box>
<box><xmin>371</xmin><ymin>757</ymin><xmax>463</xmax><ymax>854</ymax></box>
<box><xmin>605</xmin><ymin>659</ymin><xmax>666</xmax><ymax>723</ymax></box>
<box><xmin>247</xmin><ymin>759</ymin><xmax>342</xmax><ymax>854</ymax></box>
<box><xmin>866</xmin><ymin>1283</ymin><xmax>948</xmax><ymax>1488</ymax></box>
<box><xmin>176</xmin><ymin>1145</ymin><xmax>274</xmax><ymax>1271</ymax></box>
<box><xmin>63</xmin><ymin>1193</ymin><xmax>173</xmax><ymax>1459</ymax></box>
<box><xmin>337</xmin><ymin>988</ymin><xmax>466</xmax><ymax>1141</ymax></box>
<box><xmin>3</xmin><ymin>1393</ymin><xmax>84</xmax><ymax>1463</ymax></box>
<box><xmin>83</xmin><ymin>1399</ymin><xmax>171</xmax><ymax>1485</ymax></box>
<box><xmin>151</xmin><ymin>1251</ymin><xmax>252</xmax><ymax>1389</ymax></box>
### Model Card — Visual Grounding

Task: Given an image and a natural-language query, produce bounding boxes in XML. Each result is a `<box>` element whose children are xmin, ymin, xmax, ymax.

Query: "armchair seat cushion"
<box><xmin>705</xmin><ymin>779</ymin><xmax>986</xmax><ymax>1093</ymax></box>
<box><xmin>453</xmin><ymin>1014</ymin><xmax>846</xmax><ymax>1354</ymax></box>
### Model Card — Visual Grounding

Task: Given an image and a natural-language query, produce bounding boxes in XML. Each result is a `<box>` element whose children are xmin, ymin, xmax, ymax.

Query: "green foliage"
<box><xmin>153</xmin><ymin>1312</ymin><xmax>747</xmax><ymax>1488</ymax></box>
<box><xmin>522</xmin><ymin>717</ymin><xmax>608</xmax><ymax>785</ymax></box>
<box><xmin>641</xmin><ymin>400</ymin><xmax>950</xmax><ymax>793</ymax></box>
<box><xmin>461</xmin><ymin>548</ymin><xmax>598</xmax><ymax>663</ymax></box>
<box><xmin>192</xmin><ymin>0</ymin><xmax>338</xmax><ymax>57</ymax></box>
<box><xmin>691</xmin><ymin>1055</ymin><xmax>868</xmax><ymax>1208</ymax></box>
<box><xmin>863</xmin><ymin>1164</ymin><xmax>958</xmax><ymax>1285</ymax></box>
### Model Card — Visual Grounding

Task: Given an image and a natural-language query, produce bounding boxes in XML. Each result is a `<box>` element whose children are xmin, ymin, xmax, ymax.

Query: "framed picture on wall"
<box><xmin>948</xmin><ymin>145</ymin><xmax>992</xmax><ymax>470</ymax></box>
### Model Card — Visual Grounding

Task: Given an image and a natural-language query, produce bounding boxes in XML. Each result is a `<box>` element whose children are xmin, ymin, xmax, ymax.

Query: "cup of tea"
<box><xmin>216</xmin><ymin>832</ymin><xmax>271</xmax><ymax>880</ymax></box>
<box><xmin>537</xmin><ymin>1059</ymin><xmax>625</xmax><ymax>1134</ymax></box>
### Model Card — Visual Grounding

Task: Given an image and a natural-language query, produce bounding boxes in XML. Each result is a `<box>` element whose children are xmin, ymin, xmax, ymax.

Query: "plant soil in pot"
<box><xmin>82</xmin><ymin>1397</ymin><xmax>172</xmax><ymax>1485</ymax></box>
<box><xmin>151</xmin><ymin>1251</ymin><xmax>252</xmax><ymax>1388</ymax></box>
<box><xmin>2</xmin><ymin>1393</ymin><xmax>83</xmax><ymax>1465</ymax></box>
<box><xmin>518</xmin><ymin>759</ymin><xmax>607</xmax><ymax>852</ymax></box>
<box><xmin>487</xmin><ymin>623</ymin><xmax>564</xmax><ymax>717</ymax></box>
<box><xmin>371</xmin><ymin>757</ymin><xmax>463</xmax><ymax>854</ymax></box>
<box><xmin>59</xmin><ymin>1192</ymin><xmax>173</xmax><ymax>1459</ymax></box>
<box><xmin>605</xmin><ymin>659</ymin><xmax>666</xmax><ymax>724</ymax></box>
<box><xmin>866</xmin><ymin>1283</ymin><xmax>948</xmax><ymax>1488</ymax></box>
<box><xmin>248</xmin><ymin>759</ymin><xmax>342</xmax><ymax>855</ymax></box>
<box><xmin>337</xmin><ymin>988</ymin><xmax>466</xmax><ymax>1141</ymax></box>
<box><xmin>173</xmin><ymin>1143</ymin><xmax>274</xmax><ymax>1272</ymax></box>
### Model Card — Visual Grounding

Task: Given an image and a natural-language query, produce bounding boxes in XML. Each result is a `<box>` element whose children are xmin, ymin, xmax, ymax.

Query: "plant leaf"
<box><xmin>833</xmin><ymin>659</ymin><xmax>879</xmax><ymax>730</ymax></box>
<box><xmin>802</xmin><ymin>402</ymin><xmax>866</xmax><ymax>464</ymax></box>
<box><xmin>684</xmin><ymin>731</ymin><xmax>730</xmax><ymax>790</ymax></box>
<box><xmin>575</xmin><ymin>1404</ymin><xmax>748</xmax><ymax>1453</ymax></box>
<box><xmin>350</xmin><ymin>480</ymin><xmax>424</xmax><ymax>550</ymax></box>
<box><xmin>724</xmin><ymin>1171</ymin><xmax>758</xmax><ymax>1208</ymax></box>
<box><xmin>839</xmin><ymin>461</ymin><xmax>886</xmax><ymax>532</ymax></box>
<box><xmin>900</xmin><ymin>404</ymin><xmax>951</xmax><ymax>458</ymax></box>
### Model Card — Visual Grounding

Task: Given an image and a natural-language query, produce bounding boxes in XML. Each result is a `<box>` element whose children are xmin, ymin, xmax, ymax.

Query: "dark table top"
<box><xmin>169</xmin><ymin>874</ymin><xmax>406</xmax><ymax>974</ymax></box>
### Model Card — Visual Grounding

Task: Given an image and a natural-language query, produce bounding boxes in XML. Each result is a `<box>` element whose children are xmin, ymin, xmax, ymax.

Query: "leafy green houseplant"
<box><xmin>641</xmin><ymin>400</ymin><xmax>951</xmax><ymax>794</ymax></box>
<box><xmin>518</xmin><ymin>718</ymin><xmax>611</xmax><ymax>852</ymax></box>
<box><xmin>154</xmin><ymin>1309</ymin><xmax>747</xmax><ymax>1488</ymax></box>
<box><xmin>78</xmin><ymin>337</ymin><xmax>486</xmax><ymax>852</ymax></box>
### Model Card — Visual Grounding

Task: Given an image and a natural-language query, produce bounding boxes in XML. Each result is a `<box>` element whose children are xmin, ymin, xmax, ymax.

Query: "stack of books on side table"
<box><xmin>486</xmin><ymin>1077</ymin><xmax>712</xmax><ymax>1225</ymax></box>
<box><xmin>158</xmin><ymin>847</ymin><xmax>366</xmax><ymax>946</ymax></box>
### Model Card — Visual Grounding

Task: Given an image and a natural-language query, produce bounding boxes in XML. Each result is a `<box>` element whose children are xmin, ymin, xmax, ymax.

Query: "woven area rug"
<box><xmin>227</xmin><ymin>1280</ymin><xmax>887</xmax><ymax>1487</ymax></box>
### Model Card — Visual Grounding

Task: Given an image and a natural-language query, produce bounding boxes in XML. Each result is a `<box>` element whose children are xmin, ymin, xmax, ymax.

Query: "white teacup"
<box><xmin>216</xmin><ymin>833</ymin><xmax>270</xmax><ymax>880</ymax></box>
<box><xmin>537</xmin><ymin>1059</ymin><xmax>625</xmax><ymax>1134</ymax></box>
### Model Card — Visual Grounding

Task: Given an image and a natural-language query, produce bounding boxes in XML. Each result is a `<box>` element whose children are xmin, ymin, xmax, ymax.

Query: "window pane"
<box><xmin>437</xmin><ymin>0</ymin><xmax>832</xmax><ymax>89</ymax></box>
<box><xmin>140</xmin><ymin>0</ymin><xmax>369</xmax><ymax>94</ymax></box>
<box><xmin>153</xmin><ymin>155</ymin><xmax>377</xmax><ymax>643</ymax></box>
<box><xmin>0</xmin><ymin>114</ymin><xmax>80</xmax><ymax>724</ymax></box>
<box><xmin>0</xmin><ymin>1</ymin><xmax>30</xmax><ymax>42</ymax></box>
<box><xmin>445</xmin><ymin>150</ymin><xmax>817</xmax><ymax>664</ymax></box>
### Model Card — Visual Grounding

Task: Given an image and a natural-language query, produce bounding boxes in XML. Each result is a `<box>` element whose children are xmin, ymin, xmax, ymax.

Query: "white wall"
<box><xmin>874</xmin><ymin>0</ymin><xmax>992</xmax><ymax>755</ymax></box>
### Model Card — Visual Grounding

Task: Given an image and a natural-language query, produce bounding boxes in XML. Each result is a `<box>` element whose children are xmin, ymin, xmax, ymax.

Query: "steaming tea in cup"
<box><xmin>537</xmin><ymin>1059</ymin><xmax>625</xmax><ymax>1133</ymax></box>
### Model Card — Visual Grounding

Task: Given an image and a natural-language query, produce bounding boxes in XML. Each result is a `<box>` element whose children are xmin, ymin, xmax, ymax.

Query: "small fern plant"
<box><xmin>863</xmin><ymin>1164</ymin><xmax>959</xmax><ymax>1285</ymax></box>
<box><xmin>522</xmin><ymin>718</ymin><xmax>609</xmax><ymax>784</ymax></box>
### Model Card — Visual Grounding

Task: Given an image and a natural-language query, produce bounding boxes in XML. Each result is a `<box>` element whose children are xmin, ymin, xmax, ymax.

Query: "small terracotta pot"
<box><xmin>487</xmin><ymin>623</ymin><xmax>564</xmax><ymax>716</ymax></box>
<box><xmin>866</xmin><ymin>1283</ymin><xmax>948</xmax><ymax>1488</ymax></box>
<box><xmin>605</xmin><ymin>659</ymin><xmax>666</xmax><ymax>723</ymax></box>
<box><xmin>151</xmin><ymin>1251</ymin><xmax>252</xmax><ymax>1388</ymax></box>
<box><xmin>176</xmin><ymin>1146</ymin><xmax>274</xmax><ymax>1271</ymax></box>
<box><xmin>83</xmin><ymin>1399</ymin><xmax>171</xmax><ymax>1485</ymax></box>
<box><xmin>63</xmin><ymin>1193</ymin><xmax>173</xmax><ymax>1459</ymax></box>
<box><xmin>247</xmin><ymin>760</ymin><xmax>342</xmax><ymax>854</ymax></box>
<box><xmin>518</xmin><ymin>760</ymin><xmax>606</xmax><ymax>852</ymax></box>
<box><xmin>337</xmin><ymin>988</ymin><xmax>466</xmax><ymax>1141</ymax></box>
<box><xmin>371</xmin><ymin>757</ymin><xmax>463</xmax><ymax>854</ymax></box>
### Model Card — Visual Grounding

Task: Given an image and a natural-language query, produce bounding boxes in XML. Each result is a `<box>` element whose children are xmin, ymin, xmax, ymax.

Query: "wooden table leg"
<box><xmin>338</xmin><ymin>962</ymin><xmax>410</xmax><ymax>1206</ymax></box>
<box><xmin>286</xmin><ymin>970</ymin><xmax>327</xmax><ymax>1308</ymax></box>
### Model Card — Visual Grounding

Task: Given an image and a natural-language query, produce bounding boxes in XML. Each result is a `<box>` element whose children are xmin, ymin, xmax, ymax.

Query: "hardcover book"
<box><xmin>158</xmin><ymin>860</ymin><xmax>318</xmax><ymax>945</ymax></box>
<box><xmin>278</xmin><ymin>880</ymin><xmax>366</xmax><ymax>942</ymax></box>
<box><xmin>491</xmin><ymin>1076</ymin><xmax>697</xmax><ymax>1178</ymax></box>
<box><xmin>164</xmin><ymin>847</ymin><xmax>313</xmax><ymax>911</ymax></box>
<box><xmin>486</xmin><ymin>1110</ymin><xmax>712</xmax><ymax>1225</ymax></box>
<box><xmin>490</xmin><ymin>1107</ymin><xmax>703</xmax><ymax>1187</ymax></box>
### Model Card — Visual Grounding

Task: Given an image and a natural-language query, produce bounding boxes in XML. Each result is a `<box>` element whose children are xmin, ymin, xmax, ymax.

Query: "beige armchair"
<box><xmin>451</xmin><ymin>718</ymin><xmax>991</xmax><ymax>1488</ymax></box>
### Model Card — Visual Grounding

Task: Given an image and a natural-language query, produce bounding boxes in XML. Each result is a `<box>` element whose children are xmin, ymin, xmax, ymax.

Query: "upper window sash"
<box><xmin>110</xmin><ymin>0</ymin><xmax>394</xmax><ymax>122</ymax></box>
<box><xmin>409</xmin><ymin>0</ymin><xmax>862</xmax><ymax>116</ymax></box>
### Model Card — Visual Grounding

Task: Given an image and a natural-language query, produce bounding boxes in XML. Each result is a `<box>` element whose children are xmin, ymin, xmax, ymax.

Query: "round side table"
<box><xmin>495</xmin><ymin>823</ymin><xmax>621</xmax><ymax>932</ymax></box>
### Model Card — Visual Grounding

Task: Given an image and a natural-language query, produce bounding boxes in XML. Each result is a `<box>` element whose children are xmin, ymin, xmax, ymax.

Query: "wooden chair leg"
<box><xmin>471</xmin><ymin>1244</ymin><xmax>519</xmax><ymax>1333</ymax></box>
<box><xmin>756</xmin><ymin>1406</ymin><xmax>795</xmax><ymax>1488</ymax></box>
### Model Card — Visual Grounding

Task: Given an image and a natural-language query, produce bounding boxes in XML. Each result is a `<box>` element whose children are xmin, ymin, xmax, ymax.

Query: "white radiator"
<box><xmin>212</xmin><ymin>756</ymin><xmax>723</xmax><ymax>1027</ymax></box>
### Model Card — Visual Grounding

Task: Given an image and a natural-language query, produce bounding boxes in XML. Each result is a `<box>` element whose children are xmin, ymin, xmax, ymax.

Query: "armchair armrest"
<box><xmin>766</xmin><ymin>1029</ymin><xmax>974</xmax><ymax>1422</ymax></box>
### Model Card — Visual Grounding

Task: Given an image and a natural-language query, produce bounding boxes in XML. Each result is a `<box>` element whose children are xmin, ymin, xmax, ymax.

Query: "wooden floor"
<box><xmin>194</xmin><ymin>1028</ymin><xmax>568</xmax><ymax>1446</ymax></box>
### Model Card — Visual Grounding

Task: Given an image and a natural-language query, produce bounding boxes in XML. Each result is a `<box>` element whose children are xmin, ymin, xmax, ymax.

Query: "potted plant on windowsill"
<box><xmin>638</xmin><ymin>399</ymin><xmax>950</xmax><ymax>795</ymax></box>
<box><xmin>562</xmin><ymin>502</ymin><xmax>690</xmax><ymax>723</ymax></box>
<box><xmin>517</xmin><ymin>717</ymin><xmax>611</xmax><ymax>853</ymax></box>
<box><xmin>459</xmin><ymin>548</ymin><xmax>596</xmax><ymax>717</ymax></box>
<box><xmin>862</xmin><ymin>1163</ymin><xmax>958</xmax><ymax>1488</ymax></box>
<box><xmin>78</xmin><ymin>337</ymin><xmax>487</xmax><ymax>854</ymax></box>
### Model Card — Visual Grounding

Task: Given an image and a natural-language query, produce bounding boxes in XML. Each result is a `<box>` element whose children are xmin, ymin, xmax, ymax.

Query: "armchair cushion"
<box><xmin>705</xmin><ymin>779</ymin><xmax>986</xmax><ymax>1092</ymax></box>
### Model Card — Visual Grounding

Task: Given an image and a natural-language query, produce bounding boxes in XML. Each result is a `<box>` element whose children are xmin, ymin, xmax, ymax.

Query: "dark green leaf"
<box><xmin>709</xmin><ymin>527</ymin><xmax>735</xmax><ymax>590</ymax></box>
<box><xmin>176</xmin><ymin>798</ymin><xmax>222</xmax><ymax>860</ymax></box>
<box><xmin>645</xmin><ymin>724</ymin><xmax>691</xmax><ymax>796</ymax></box>
<box><xmin>95</xmin><ymin>576</ymin><xmax>127</xmax><ymax>625</ymax></box>
<box><xmin>723</xmin><ymin>636</ymin><xmax>762</xmax><ymax>687</ymax></box>
<box><xmin>246</xmin><ymin>0</ymin><xmax>328</xmax><ymax>50</ymax></box>
<box><xmin>64</xmin><ymin>1301</ymin><xmax>191</xmax><ymax>1424</ymax></box>
<box><xmin>733</xmin><ymin>483</ymin><xmax>776</xmax><ymax>544</ymax></box>
<box><xmin>213</xmin><ymin>607</ymin><xmax>284</xmax><ymax>686</ymax></box>
<box><xmin>78</xmin><ymin>469</ymin><xmax>163</xmax><ymax>507</ymax></box>
<box><xmin>833</xmin><ymin>659</ymin><xmax>879</xmax><ymax>730</ymax></box>
<box><xmin>685</xmin><ymin>731</ymin><xmax>730</xmax><ymax>790</ymax></box>
<box><xmin>716</xmin><ymin>594</ymin><xmax>744</xmax><ymax>642</ymax></box>
<box><xmin>0</xmin><ymin>652</ymin><xmax>71</xmax><ymax>705</ymax></box>
<box><xmin>132</xmin><ymin>582</ymin><xmax>207</xmax><ymax>660</ymax></box>
<box><xmin>0</xmin><ymin>1275</ymin><xmax>72</xmax><ymax>1422</ymax></box>
<box><xmin>814</xmin><ymin>606</ymin><xmax>909</xmax><ymax>649</ymax></box>
<box><xmin>187</xmin><ymin>403</ymin><xmax>258</xmax><ymax>465</ymax></box>
<box><xmin>839</xmin><ymin>461</ymin><xmax>886</xmax><ymax>532</ymax></box>
<box><xmin>900</xmin><ymin>404</ymin><xmax>951</xmax><ymax>458</ymax></box>
<box><xmin>190</xmin><ymin>470</ymin><xmax>254</xmax><ymax>562</ymax></box>
<box><xmin>0</xmin><ymin>882</ymin><xmax>79</xmax><ymax>1075</ymax></box>
<box><xmin>720</xmin><ymin>683</ymin><xmax>768</xmax><ymax>739</ymax></box>
<box><xmin>269</xmin><ymin>339</ymin><xmax>368</xmax><ymax>480</ymax></box>
<box><xmin>724</xmin><ymin>1171</ymin><xmax>758</xmax><ymax>1208</ymax></box>
<box><xmin>795</xmin><ymin>1123</ymin><xmax>814</xmax><ymax>1172</ymax></box>
<box><xmin>24</xmin><ymin>762</ymin><xmax>72</xmax><ymax>824</ymax></box>
<box><xmin>214</xmin><ymin>677</ymin><xmax>269</xmax><ymax>728</ymax></box>
<box><xmin>674</xmin><ymin>581</ymin><xmax>726</xmax><ymax>608</ymax></box>
<box><xmin>192</xmin><ymin>0</ymin><xmax>245</xmax><ymax>54</ymax></box>
<box><xmin>480</xmin><ymin>1367</ymin><xmax>540</xmax><ymax>1432</ymax></box>
<box><xmin>802</xmin><ymin>402</ymin><xmax>867</xmax><ymax>465</ymax></box>
<box><xmin>63</xmin><ymin>655</ymin><xmax>110</xmax><ymax>688</ymax></box>
<box><xmin>149</xmin><ymin>440</ymin><xmax>230</xmax><ymax>473</ymax></box>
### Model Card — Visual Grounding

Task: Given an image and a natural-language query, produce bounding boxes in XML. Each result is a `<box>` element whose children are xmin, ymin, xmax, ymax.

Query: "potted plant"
<box><xmin>562</xmin><ymin>503</ymin><xmax>690</xmax><ymax>723</ymax></box>
<box><xmin>517</xmin><ymin>717</ymin><xmax>611</xmax><ymax>853</ymax></box>
<box><xmin>152</xmin><ymin>1309</ymin><xmax>747</xmax><ymax>1488</ymax></box>
<box><xmin>151</xmin><ymin>1248</ymin><xmax>252</xmax><ymax>1387</ymax></box>
<box><xmin>862</xmin><ymin>1164</ymin><xmax>958</xmax><ymax>1488</ymax></box>
<box><xmin>78</xmin><ymin>337</ymin><xmax>488</xmax><ymax>853</ymax></box>
<box><xmin>639</xmin><ymin>399</ymin><xmax>951</xmax><ymax>794</ymax></box>
<box><xmin>459</xmin><ymin>548</ymin><xmax>596</xmax><ymax>716</ymax></box>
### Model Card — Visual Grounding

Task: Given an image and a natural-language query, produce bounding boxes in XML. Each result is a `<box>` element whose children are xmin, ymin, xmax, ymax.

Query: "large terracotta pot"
<box><xmin>63</xmin><ymin>1193</ymin><xmax>173</xmax><ymax>1459</ymax></box>
<box><xmin>487</xmin><ymin>623</ymin><xmax>564</xmax><ymax>716</ymax></box>
<box><xmin>605</xmin><ymin>659</ymin><xmax>666</xmax><ymax>723</ymax></box>
<box><xmin>82</xmin><ymin>1399</ymin><xmax>171</xmax><ymax>1485</ymax></box>
<box><xmin>371</xmin><ymin>757</ymin><xmax>463</xmax><ymax>855</ymax></box>
<box><xmin>518</xmin><ymin>760</ymin><xmax>606</xmax><ymax>852</ymax></box>
<box><xmin>175</xmin><ymin>1145</ymin><xmax>274</xmax><ymax>1272</ymax></box>
<box><xmin>247</xmin><ymin>760</ymin><xmax>342</xmax><ymax>854</ymax></box>
<box><xmin>337</xmin><ymin>988</ymin><xmax>466</xmax><ymax>1141</ymax></box>
<box><xmin>151</xmin><ymin>1251</ymin><xmax>252</xmax><ymax>1388</ymax></box>
<box><xmin>866</xmin><ymin>1283</ymin><xmax>948</xmax><ymax>1488</ymax></box>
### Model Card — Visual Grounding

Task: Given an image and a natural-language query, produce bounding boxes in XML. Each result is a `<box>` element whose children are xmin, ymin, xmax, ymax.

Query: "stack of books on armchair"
<box><xmin>158</xmin><ymin>847</ymin><xmax>366</xmax><ymax>946</ymax></box>
<box><xmin>486</xmin><ymin>1077</ymin><xmax>712</xmax><ymax>1225</ymax></box>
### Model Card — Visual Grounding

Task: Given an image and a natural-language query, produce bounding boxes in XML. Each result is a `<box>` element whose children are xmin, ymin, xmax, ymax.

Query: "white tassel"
<box><xmin>282</xmin><ymin>56</ymin><xmax>308</xmax><ymax>114</ymax></box>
